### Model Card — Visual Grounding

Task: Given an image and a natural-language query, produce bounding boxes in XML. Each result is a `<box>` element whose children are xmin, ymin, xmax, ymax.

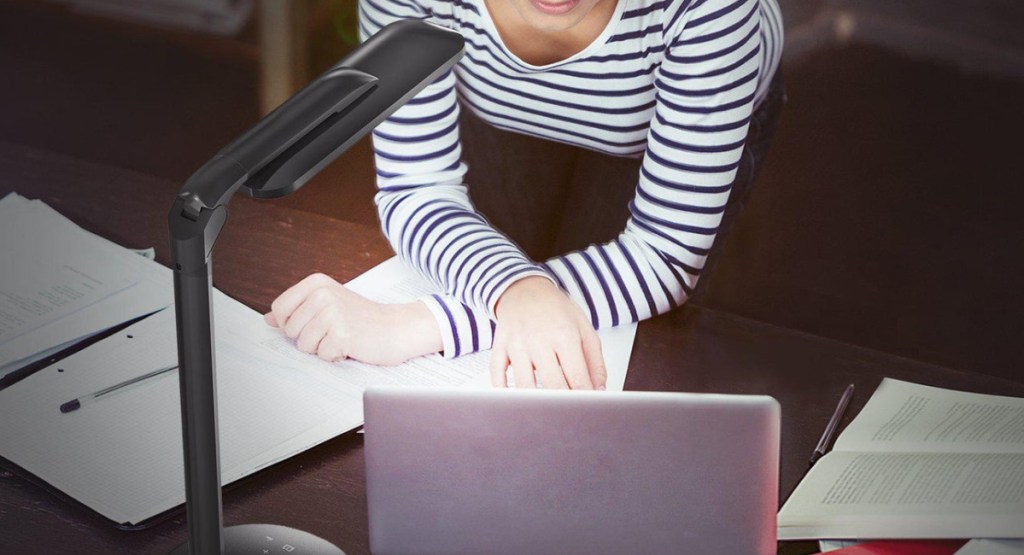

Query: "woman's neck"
<box><xmin>484</xmin><ymin>0</ymin><xmax>618</xmax><ymax>66</ymax></box>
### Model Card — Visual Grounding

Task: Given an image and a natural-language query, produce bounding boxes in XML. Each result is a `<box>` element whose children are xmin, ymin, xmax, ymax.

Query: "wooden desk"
<box><xmin>2</xmin><ymin>143</ymin><xmax>1022</xmax><ymax>554</ymax></box>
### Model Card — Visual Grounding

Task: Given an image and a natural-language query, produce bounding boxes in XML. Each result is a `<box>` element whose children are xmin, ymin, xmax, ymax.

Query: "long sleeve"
<box><xmin>544</xmin><ymin>0</ymin><xmax>762</xmax><ymax>326</ymax></box>
<box><xmin>361</xmin><ymin>0</ymin><xmax>553</xmax><ymax>358</ymax></box>
<box><xmin>360</xmin><ymin>0</ymin><xmax>767</xmax><ymax>358</ymax></box>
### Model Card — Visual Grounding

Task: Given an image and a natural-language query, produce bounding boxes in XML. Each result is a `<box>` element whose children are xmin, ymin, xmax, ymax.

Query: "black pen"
<box><xmin>809</xmin><ymin>383</ymin><xmax>855</xmax><ymax>466</ymax></box>
<box><xmin>60</xmin><ymin>365</ymin><xmax>178</xmax><ymax>414</ymax></box>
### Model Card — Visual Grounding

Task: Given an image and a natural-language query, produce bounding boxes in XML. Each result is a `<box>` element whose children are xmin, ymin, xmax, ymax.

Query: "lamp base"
<box><xmin>169</xmin><ymin>523</ymin><xmax>346</xmax><ymax>554</ymax></box>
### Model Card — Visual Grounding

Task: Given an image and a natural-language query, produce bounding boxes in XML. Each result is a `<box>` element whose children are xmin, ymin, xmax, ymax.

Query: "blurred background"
<box><xmin>0</xmin><ymin>0</ymin><xmax>1021</xmax><ymax>383</ymax></box>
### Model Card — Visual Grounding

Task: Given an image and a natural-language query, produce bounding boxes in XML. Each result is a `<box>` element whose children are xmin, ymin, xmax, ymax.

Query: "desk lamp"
<box><xmin>167</xmin><ymin>20</ymin><xmax>463</xmax><ymax>554</ymax></box>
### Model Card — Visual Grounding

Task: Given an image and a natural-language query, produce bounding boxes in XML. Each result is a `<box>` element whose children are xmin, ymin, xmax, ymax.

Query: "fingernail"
<box><xmin>598</xmin><ymin>385</ymin><xmax>606</xmax><ymax>391</ymax></box>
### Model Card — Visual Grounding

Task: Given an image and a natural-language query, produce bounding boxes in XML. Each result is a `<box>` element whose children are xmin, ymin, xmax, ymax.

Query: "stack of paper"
<box><xmin>0</xmin><ymin>193</ymin><xmax>173</xmax><ymax>377</ymax></box>
<box><xmin>0</xmin><ymin>244</ymin><xmax>636</xmax><ymax>524</ymax></box>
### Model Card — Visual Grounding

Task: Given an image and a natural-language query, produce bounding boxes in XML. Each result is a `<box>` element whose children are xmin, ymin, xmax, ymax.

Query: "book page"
<box><xmin>834</xmin><ymin>379</ymin><xmax>1024</xmax><ymax>454</ymax></box>
<box><xmin>779</xmin><ymin>450</ymin><xmax>1024</xmax><ymax>539</ymax></box>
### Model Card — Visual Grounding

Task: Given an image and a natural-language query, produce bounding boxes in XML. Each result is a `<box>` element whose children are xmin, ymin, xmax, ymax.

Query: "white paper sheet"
<box><xmin>338</xmin><ymin>256</ymin><xmax>636</xmax><ymax>391</ymax></box>
<box><xmin>0</xmin><ymin>292</ymin><xmax>362</xmax><ymax>525</ymax></box>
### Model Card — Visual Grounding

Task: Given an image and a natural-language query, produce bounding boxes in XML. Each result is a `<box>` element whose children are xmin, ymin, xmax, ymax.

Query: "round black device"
<box><xmin>169</xmin><ymin>524</ymin><xmax>346</xmax><ymax>554</ymax></box>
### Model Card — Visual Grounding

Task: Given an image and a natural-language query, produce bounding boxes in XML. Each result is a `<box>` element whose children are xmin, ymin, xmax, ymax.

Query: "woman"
<box><xmin>264</xmin><ymin>0</ymin><xmax>785</xmax><ymax>390</ymax></box>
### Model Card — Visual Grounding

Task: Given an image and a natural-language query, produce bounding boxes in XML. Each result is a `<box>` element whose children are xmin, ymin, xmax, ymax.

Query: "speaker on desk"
<box><xmin>167</xmin><ymin>20</ymin><xmax>464</xmax><ymax>555</ymax></box>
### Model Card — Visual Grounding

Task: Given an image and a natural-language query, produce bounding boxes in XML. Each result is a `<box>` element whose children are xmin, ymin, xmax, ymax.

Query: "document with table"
<box><xmin>0</xmin><ymin>194</ymin><xmax>637</xmax><ymax>526</ymax></box>
<box><xmin>0</xmin><ymin>193</ymin><xmax>173</xmax><ymax>376</ymax></box>
<box><xmin>779</xmin><ymin>378</ymin><xmax>1024</xmax><ymax>540</ymax></box>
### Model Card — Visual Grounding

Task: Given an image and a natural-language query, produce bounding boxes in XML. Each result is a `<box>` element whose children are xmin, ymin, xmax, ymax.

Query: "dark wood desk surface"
<box><xmin>3</xmin><ymin>143</ymin><xmax>1022</xmax><ymax>554</ymax></box>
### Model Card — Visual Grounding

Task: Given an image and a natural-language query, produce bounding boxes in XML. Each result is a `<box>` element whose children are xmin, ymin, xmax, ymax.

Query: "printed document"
<box><xmin>0</xmin><ymin>196</ymin><xmax>136</xmax><ymax>344</ymax></box>
<box><xmin>0</xmin><ymin>193</ymin><xmax>172</xmax><ymax>375</ymax></box>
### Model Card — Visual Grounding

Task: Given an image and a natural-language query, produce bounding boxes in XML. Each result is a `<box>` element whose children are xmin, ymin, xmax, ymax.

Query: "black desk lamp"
<box><xmin>167</xmin><ymin>21</ymin><xmax>463</xmax><ymax>554</ymax></box>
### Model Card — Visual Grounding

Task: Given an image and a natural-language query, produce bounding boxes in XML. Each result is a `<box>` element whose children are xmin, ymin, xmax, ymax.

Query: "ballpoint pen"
<box><xmin>809</xmin><ymin>383</ymin><xmax>855</xmax><ymax>466</ymax></box>
<box><xmin>59</xmin><ymin>364</ymin><xmax>178</xmax><ymax>414</ymax></box>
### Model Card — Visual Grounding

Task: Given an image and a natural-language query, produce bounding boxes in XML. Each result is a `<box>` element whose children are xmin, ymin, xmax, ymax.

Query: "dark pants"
<box><xmin>459</xmin><ymin>72</ymin><xmax>786</xmax><ymax>302</ymax></box>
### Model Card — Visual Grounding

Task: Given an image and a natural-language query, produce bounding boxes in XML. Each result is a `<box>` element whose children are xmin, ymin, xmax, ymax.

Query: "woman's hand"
<box><xmin>490</xmin><ymin>276</ymin><xmax>607</xmax><ymax>390</ymax></box>
<box><xmin>264</xmin><ymin>273</ymin><xmax>442</xmax><ymax>366</ymax></box>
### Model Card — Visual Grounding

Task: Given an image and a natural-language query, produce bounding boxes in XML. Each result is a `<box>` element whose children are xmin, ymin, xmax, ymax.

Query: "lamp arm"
<box><xmin>166</xmin><ymin>69</ymin><xmax>383</xmax><ymax>554</ymax></box>
<box><xmin>167</xmin><ymin>19</ymin><xmax>463</xmax><ymax>554</ymax></box>
<box><xmin>168</xmin><ymin>203</ymin><xmax>224</xmax><ymax>554</ymax></box>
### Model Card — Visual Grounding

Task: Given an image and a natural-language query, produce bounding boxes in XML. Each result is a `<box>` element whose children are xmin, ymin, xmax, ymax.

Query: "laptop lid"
<box><xmin>364</xmin><ymin>387</ymin><xmax>780</xmax><ymax>555</ymax></box>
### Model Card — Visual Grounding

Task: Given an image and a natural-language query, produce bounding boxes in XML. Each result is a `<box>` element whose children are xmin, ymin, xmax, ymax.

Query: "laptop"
<box><xmin>363</xmin><ymin>387</ymin><xmax>780</xmax><ymax>555</ymax></box>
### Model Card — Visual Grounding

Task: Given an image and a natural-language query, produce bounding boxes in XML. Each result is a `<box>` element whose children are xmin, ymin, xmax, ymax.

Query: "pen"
<box><xmin>809</xmin><ymin>383</ymin><xmax>855</xmax><ymax>466</ymax></box>
<box><xmin>59</xmin><ymin>365</ymin><xmax>178</xmax><ymax>414</ymax></box>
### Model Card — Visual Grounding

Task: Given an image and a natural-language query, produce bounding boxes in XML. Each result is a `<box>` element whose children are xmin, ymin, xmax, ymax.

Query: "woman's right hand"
<box><xmin>265</xmin><ymin>273</ymin><xmax>442</xmax><ymax>366</ymax></box>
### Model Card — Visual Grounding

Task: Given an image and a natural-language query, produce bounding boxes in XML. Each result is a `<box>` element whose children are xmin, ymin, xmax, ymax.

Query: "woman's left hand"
<box><xmin>264</xmin><ymin>273</ymin><xmax>442</xmax><ymax>366</ymax></box>
<box><xmin>490</xmin><ymin>276</ymin><xmax>607</xmax><ymax>390</ymax></box>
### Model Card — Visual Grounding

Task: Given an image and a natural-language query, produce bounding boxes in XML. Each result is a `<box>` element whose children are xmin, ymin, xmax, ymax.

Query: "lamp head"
<box><xmin>243</xmin><ymin>20</ymin><xmax>464</xmax><ymax>199</ymax></box>
<box><xmin>177</xmin><ymin>20</ymin><xmax>464</xmax><ymax>211</ymax></box>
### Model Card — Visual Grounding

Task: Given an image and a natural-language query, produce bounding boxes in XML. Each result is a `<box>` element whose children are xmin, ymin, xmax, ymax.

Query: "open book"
<box><xmin>778</xmin><ymin>379</ymin><xmax>1024</xmax><ymax>540</ymax></box>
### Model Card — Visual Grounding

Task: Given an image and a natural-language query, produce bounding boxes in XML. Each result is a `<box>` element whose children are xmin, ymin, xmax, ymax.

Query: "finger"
<box><xmin>283</xmin><ymin>288</ymin><xmax>334</xmax><ymax>339</ymax></box>
<box><xmin>270</xmin><ymin>273</ymin><xmax>332</xmax><ymax>328</ymax></box>
<box><xmin>555</xmin><ymin>337</ymin><xmax>594</xmax><ymax>390</ymax></box>
<box><xmin>264</xmin><ymin>312</ymin><xmax>278</xmax><ymax>327</ymax></box>
<box><xmin>295</xmin><ymin>310</ymin><xmax>330</xmax><ymax>354</ymax></box>
<box><xmin>317</xmin><ymin>329</ymin><xmax>350</xmax><ymax>362</ymax></box>
<box><xmin>489</xmin><ymin>345</ymin><xmax>509</xmax><ymax>388</ymax></box>
<box><xmin>581</xmin><ymin>330</ymin><xmax>608</xmax><ymax>391</ymax></box>
<box><xmin>530</xmin><ymin>348</ymin><xmax>568</xmax><ymax>390</ymax></box>
<box><xmin>507</xmin><ymin>348</ymin><xmax>536</xmax><ymax>389</ymax></box>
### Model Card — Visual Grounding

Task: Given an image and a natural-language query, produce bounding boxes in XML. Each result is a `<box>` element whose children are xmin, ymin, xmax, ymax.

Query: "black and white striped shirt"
<box><xmin>360</xmin><ymin>0</ymin><xmax>784</xmax><ymax>358</ymax></box>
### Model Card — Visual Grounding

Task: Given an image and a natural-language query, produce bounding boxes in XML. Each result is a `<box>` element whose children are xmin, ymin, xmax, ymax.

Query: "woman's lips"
<box><xmin>529</xmin><ymin>0</ymin><xmax>579</xmax><ymax>16</ymax></box>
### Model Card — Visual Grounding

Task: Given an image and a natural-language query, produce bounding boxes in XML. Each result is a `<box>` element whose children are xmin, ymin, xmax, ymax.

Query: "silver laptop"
<box><xmin>363</xmin><ymin>387</ymin><xmax>780</xmax><ymax>555</ymax></box>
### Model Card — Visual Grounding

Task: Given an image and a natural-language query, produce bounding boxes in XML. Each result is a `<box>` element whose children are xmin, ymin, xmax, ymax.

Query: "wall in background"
<box><xmin>779</xmin><ymin>0</ymin><xmax>1024</xmax><ymax>79</ymax></box>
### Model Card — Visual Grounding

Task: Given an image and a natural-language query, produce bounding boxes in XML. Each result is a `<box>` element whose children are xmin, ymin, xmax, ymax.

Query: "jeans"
<box><xmin>458</xmin><ymin>71</ymin><xmax>786</xmax><ymax>302</ymax></box>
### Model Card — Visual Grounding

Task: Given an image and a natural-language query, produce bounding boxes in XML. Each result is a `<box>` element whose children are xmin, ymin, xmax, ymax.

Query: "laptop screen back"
<box><xmin>364</xmin><ymin>387</ymin><xmax>779</xmax><ymax>555</ymax></box>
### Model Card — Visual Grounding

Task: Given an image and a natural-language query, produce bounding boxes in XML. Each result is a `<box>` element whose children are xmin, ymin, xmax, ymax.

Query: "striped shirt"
<box><xmin>359</xmin><ymin>0</ymin><xmax>784</xmax><ymax>358</ymax></box>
